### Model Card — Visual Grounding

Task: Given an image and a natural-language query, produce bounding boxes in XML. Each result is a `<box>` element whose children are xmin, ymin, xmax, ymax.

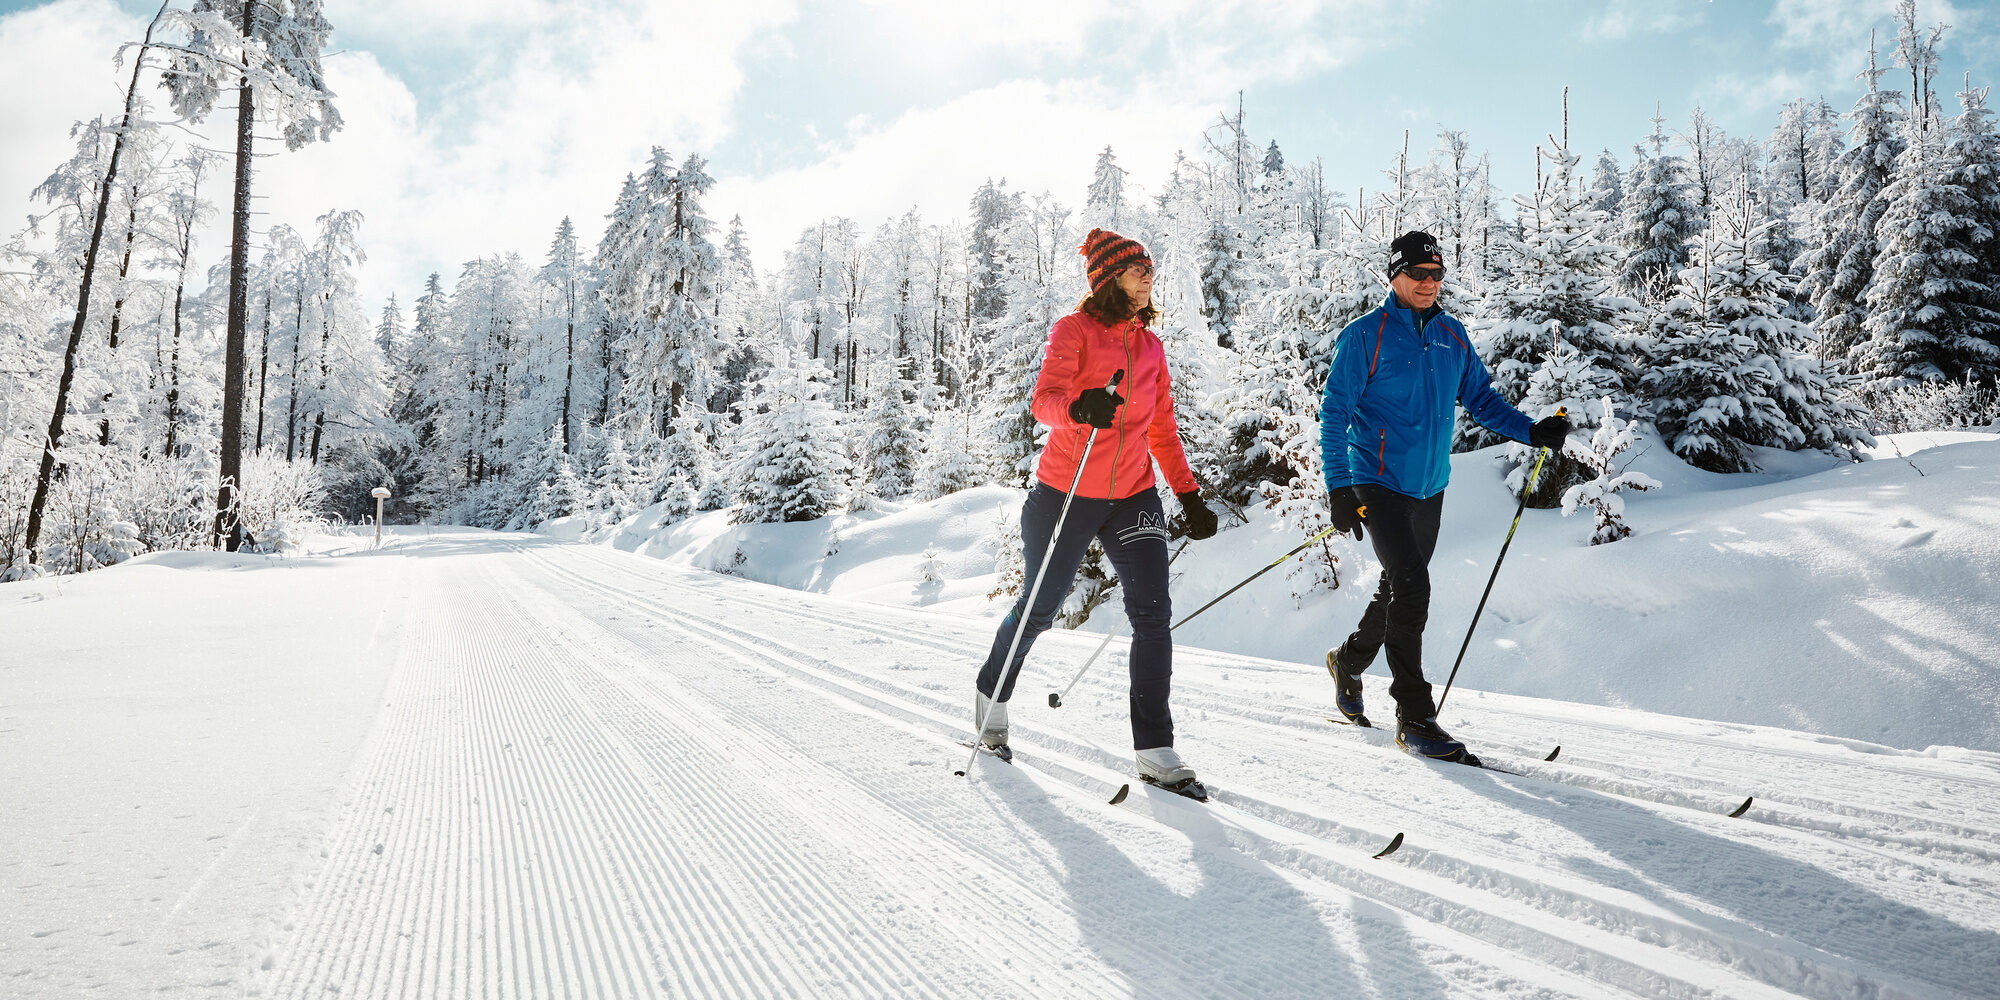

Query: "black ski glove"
<box><xmin>1529</xmin><ymin>413</ymin><xmax>1571</xmax><ymax>450</ymax></box>
<box><xmin>1177</xmin><ymin>490</ymin><xmax>1218</xmax><ymax>540</ymax></box>
<box><xmin>1327</xmin><ymin>485</ymin><xmax>1366</xmax><ymax>541</ymax></box>
<box><xmin>1068</xmin><ymin>387</ymin><xmax>1124</xmax><ymax>429</ymax></box>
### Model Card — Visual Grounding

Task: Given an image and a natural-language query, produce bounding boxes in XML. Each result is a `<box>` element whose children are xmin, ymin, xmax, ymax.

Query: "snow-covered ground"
<box><xmin>4</xmin><ymin>433</ymin><xmax>1997</xmax><ymax>998</ymax></box>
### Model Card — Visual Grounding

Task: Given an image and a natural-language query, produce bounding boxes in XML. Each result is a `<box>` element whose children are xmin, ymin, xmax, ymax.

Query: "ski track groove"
<box><xmin>601</xmin><ymin>549</ymin><xmax>2000</xmax><ymax>865</ymax></box>
<box><xmin>524</xmin><ymin>546</ymin><xmax>1851</xmax><ymax>1000</ymax></box>
<box><xmin>541</xmin><ymin>542</ymin><xmax>1994</xmax><ymax>1000</ymax></box>
<box><xmin>491</xmin><ymin>549</ymin><xmax>1251</xmax><ymax>1000</ymax></box>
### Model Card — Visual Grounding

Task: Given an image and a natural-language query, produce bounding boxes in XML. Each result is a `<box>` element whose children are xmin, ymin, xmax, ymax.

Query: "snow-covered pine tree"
<box><xmin>1483</xmin><ymin>90</ymin><xmax>1641</xmax><ymax>503</ymax></box>
<box><xmin>1619</xmin><ymin>107</ymin><xmax>1700</xmax><ymax>299</ymax></box>
<box><xmin>967</xmin><ymin>179</ymin><xmax>1020</xmax><ymax>330</ymax></box>
<box><xmin>979</xmin><ymin>193</ymin><xmax>1080</xmax><ymax>487</ymax></box>
<box><xmin>1084</xmin><ymin>146</ymin><xmax>1128</xmax><ymax>232</ymax></box>
<box><xmin>592</xmin><ymin>431</ymin><xmax>643</xmax><ymax>528</ymax></box>
<box><xmin>1857</xmin><ymin>77</ymin><xmax>2000</xmax><ymax>394</ymax></box>
<box><xmin>655</xmin><ymin>412</ymin><xmax>715</xmax><ymax>510</ymax></box>
<box><xmin>1801</xmin><ymin>36</ymin><xmax>1907</xmax><ymax>366</ymax></box>
<box><xmin>1560</xmin><ymin>396</ymin><xmax>1660</xmax><ymax>545</ymax></box>
<box><xmin>624</xmin><ymin>151</ymin><xmax>722</xmax><ymax>438</ymax></box>
<box><xmin>914</xmin><ymin>416</ymin><xmax>987</xmax><ymax>502</ymax></box>
<box><xmin>858</xmin><ymin>358</ymin><xmax>924</xmax><ymax>499</ymax></box>
<box><xmin>1645</xmin><ymin>183</ymin><xmax>1873</xmax><ymax>470</ymax></box>
<box><xmin>1586</xmin><ymin>148</ymin><xmax>1625</xmax><ymax>242</ymax></box>
<box><xmin>730</xmin><ymin>350</ymin><xmax>851</xmax><ymax>523</ymax></box>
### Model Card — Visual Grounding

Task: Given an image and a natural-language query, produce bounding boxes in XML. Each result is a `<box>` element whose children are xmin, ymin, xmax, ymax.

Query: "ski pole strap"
<box><xmin>1170</xmin><ymin>524</ymin><xmax>1339</xmax><ymax>632</ymax></box>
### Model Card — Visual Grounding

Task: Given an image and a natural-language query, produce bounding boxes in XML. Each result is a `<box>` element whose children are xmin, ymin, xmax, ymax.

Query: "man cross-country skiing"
<box><xmin>1319</xmin><ymin>230</ymin><xmax>1569</xmax><ymax>765</ymax></box>
<box><xmin>973</xmin><ymin>227</ymin><xmax>1219</xmax><ymax>798</ymax></box>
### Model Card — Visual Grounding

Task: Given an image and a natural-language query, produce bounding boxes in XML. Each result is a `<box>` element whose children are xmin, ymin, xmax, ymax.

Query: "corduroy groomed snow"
<box><xmin>1387</xmin><ymin>230</ymin><xmax>1445</xmax><ymax>279</ymax></box>
<box><xmin>1080</xmin><ymin>228</ymin><xmax>1152</xmax><ymax>295</ymax></box>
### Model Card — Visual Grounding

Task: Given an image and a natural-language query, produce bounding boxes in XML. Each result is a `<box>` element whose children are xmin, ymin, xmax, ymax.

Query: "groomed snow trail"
<box><xmin>264</xmin><ymin>529</ymin><xmax>2000</xmax><ymax>999</ymax></box>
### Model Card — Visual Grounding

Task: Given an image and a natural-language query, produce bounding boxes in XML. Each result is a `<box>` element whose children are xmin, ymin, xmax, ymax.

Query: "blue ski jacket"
<box><xmin>1320</xmin><ymin>295</ymin><xmax>1533</xmax><ymax>500</ymax></box>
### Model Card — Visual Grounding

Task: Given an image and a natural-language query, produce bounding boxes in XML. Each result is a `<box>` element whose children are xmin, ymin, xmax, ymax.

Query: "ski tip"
<box><xmin>953</xmin><ymin>769</ymin><xmax>967</xmax><ymax>777</ymax></box>
<box><xmin>1372</xmin><ymin>832</ymin><xmax>1405</xmax><ymax>859</ymax></box>
<box><xmin>1048</xmin><ymin>692</ymin><xmax>1062</xmax><ymax>708</ymax></box>
<box><xmin>1728</xmin><ymin>796</ymin><xmax>1753</xmax><ymax>818</ymax></box>
<box><xmin>1108</xmin><ymin>784</ymin><xmax>1130</xmax><ymax>805</ymax></box>
<box><xmin>1545</xmin><ymin>745</ymin><xmax>1562</xmax><ymax>762</ymax></box>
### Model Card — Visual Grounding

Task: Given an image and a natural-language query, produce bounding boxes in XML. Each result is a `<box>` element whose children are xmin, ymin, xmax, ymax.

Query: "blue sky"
<box><xmin>3</xmin><ymin>0</ymin><xmax>1996</xmax><ymax>313</ymax></box>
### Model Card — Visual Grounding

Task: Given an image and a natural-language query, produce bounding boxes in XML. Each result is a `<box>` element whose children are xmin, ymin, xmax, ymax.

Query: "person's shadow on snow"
<box><xmin>983</xmin><ymin>772</ymin><xmax>1454</xmax><ymax>1000</ymax></box>
<box><xmin>1446</xmin><ymin>766</ymin><xmax>2000</xmax><ymax>998</ymax></box>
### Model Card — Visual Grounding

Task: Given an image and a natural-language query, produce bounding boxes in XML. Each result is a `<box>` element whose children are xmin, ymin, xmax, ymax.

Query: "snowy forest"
<box><xmin>3</xmin><ymin>0</ymin><xmax>1997</xmax><ymax>583</ymax></box>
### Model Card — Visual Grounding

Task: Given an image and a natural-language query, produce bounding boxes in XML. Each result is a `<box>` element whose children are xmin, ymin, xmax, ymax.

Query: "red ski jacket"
<box><xmin>1029</xmin><ymin>311</ymin><xmax>1199</xmax><ymax>501</ymax></box>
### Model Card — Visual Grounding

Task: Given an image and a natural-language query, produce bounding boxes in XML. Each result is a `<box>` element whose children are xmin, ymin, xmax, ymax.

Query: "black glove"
<box><xmin>1177</xmin><ymin>490</ymin><xmax>1218</xmax><ymax>540</ymax></box>
<box><xmin>1529</xmin><ymin>413</ymin><xmax>1571</xmax><ymax>450</ymax></box>
<box><xmin>1068</xmin><ymin>387</ymin><xmax>1124</xmax><ymax>429</ymax></box>
<box><xmin>1327</xmin><ymin>485</ymin><xmax>1366</xmax><ymax>541</ymax></box>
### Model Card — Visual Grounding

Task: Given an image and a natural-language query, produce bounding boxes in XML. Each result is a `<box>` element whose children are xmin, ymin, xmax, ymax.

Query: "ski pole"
<box><xmin>1046</xmin><ymin>540</ymin><xmax>1188</xmax><ymax>709</ymax></box>
<box><xmin>960</xmin><ymin>369</ymin><xmax>1123</xmax><ymax>777</ymax></box>
<box><xmin>1436</xmin><ymin>407</ymin><xmax>1566</xmax><ymax>713</ymax></box>
<box><xmin>1168</xmin><ymin>523</ymin><xmax>1342</xmax><ymax>632</ymax></box>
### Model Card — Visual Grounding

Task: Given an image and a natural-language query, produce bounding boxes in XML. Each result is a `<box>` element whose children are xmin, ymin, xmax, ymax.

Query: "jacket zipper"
<box><xmin>1104</xmin><ymin>320</ymin><xmax>1132</xmax><ymax>499</ymax></box>
<box><xmin>1377</xmin><ymin>428</ymin><xmax>1387</xmax><ymax>476</ymax></box>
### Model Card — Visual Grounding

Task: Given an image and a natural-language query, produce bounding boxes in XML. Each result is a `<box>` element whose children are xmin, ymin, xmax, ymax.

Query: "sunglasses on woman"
<box><xmin>1124</xmin><ymin>263</ymin><xmax>1154</xmax><ymax>279</ymax></box>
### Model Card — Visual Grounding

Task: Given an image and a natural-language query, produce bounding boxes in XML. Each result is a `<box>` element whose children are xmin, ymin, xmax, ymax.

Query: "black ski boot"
<box><xmin>1396</xmin><ymin>715</ymin><xmax>1480</xmax><ymax>767</ymax></box>
<box><xmin>1325</xmin><ymin>647</ymin><xmax>1372</xmax><ymax>728</ymax></box>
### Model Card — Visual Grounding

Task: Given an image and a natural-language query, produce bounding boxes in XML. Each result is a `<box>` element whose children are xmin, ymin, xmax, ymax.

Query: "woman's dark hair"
<box><xmin>1077</xmin><ymin>280</ymin><xmax>1159</xmax><ymax>327</ymax></box>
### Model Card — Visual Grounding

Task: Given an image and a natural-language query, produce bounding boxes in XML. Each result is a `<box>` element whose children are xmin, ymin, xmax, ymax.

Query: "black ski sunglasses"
<box><xmin>1400</xmin><ymin>265</ymin><xmax>1446</xmax><ymax>283</ymax></box>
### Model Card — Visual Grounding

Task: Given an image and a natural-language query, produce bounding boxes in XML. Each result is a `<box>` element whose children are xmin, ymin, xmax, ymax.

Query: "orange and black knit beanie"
<box><xmin>1080</xmin><ymin>228</ymin><xmax>1151</xmax><ymax>295</ymax></box>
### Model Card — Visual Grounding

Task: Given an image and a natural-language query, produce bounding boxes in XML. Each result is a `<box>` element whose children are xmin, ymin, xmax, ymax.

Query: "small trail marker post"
<box><xmin>371</xmin><ymin>486</ymin><xmax>391</xmax><ymax>548</ymax></box>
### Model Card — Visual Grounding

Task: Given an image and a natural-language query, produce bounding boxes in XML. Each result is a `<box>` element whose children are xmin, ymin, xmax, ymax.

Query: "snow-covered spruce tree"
<box><xmin>621</xmin><ymin>151</ymin><xmax>722</xmax><ymax>438</ymax></box>
<box><xmin>386</xmin><ymin>272</ymin><xmax>456</xmax><ymax>518</ymax></box>
<box><xmin>730</xmin><ymin>351</ymin><xmax>850</xmax><ymax>524</ymax></box>
<box><xmin>591</xmin><ymin>431</ymin><xmax>643</xmax><ymax>528</ymax></box>
<box><xmin>1640</xmin><ymin>200</ymin><xmax>1795</xmax><ymax>472</ymax></box>
<box><xmin>653</xmin><ymin>412</ymin><xmax>715</xmax><ymax>509</ymax></box>
<box><xmin>1857</xmin><ymin>78</ymin><xmax>2000</xmax><ymax>394</ymax></box>
<box><xmin>913</xmin><ymin>407</ymin><xmax>988</xmax><ymax>501</ymax></box>
<box><xmin>1211</xmin><ymin>224</ymin><xmax>1320</xmax><ymax>504</ymax></box>
<box><xmin>1586</xmin><ymin>148</ymin><xmax>1624</xmax><ymax>242</ymax></box>
<box><xmin>1619</xmin><ymin>108</ymin><xmax>1700</xmax><ymax>300</ymax></box>
<box><xmin>1801</xmin><ymin>37</ymin><xmax>1907</xmax><ymax>366</ymax></box>
<box><xmin>1560</xmin><ymin>397</ymin><xmax>1660</xmax><ymax>545</ymax></box>
<box><xmin>1482</xmin><ymin>91</ymin><xmax>1641</xmax><ymax>504</ymax></box>
<box><xmin>1647</xmin><ymin>187</ymin><xmax>1875</xmax><ymax>468</ymax></box>
<box><xmin>508</xmin><ymin>425</ymin><xmax>579</xmax><ymax>528</ymax></box>
<box><xmin>979</xmin><ymin>194</ymin><xmax>1080</xmax><ymax>487</ymax></box>
<box><xmin>858</xmin><ymin>358</ymin><xmax>925</xmax><ymax>499</ymax></box>
<box><xmin>1084</xmin><ymin>146</ymin><xmax>1129</xmax><ymax>232</ymax></box>
<box><xmin>967</xmin><ymin>178</ymin><xmax>1021</xmax><ymax>330</ymax></box>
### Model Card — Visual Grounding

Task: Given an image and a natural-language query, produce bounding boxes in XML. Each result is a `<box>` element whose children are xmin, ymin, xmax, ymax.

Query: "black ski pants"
<box><xmin>1336</xmin><ymin>484</ymin><xmax>1446</xmax><ymax>722</ymax></box>
<box><xmin>977</xmin><ymin>481</ymin><xmax>1176</xmax><ymax>749</ymax></box>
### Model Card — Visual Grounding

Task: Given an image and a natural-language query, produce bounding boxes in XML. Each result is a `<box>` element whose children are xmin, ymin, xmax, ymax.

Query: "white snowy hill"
<box><xmin>3</xmin><ymin>432</ymin><xmax>1997</xmax><ymax>998</ymax></box>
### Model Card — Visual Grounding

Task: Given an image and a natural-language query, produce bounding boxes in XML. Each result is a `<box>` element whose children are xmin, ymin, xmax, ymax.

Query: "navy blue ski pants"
<box><xmin>1335</xmin><ymin>484</ymin><xmax>1446</xmax><ymax>722</ymax></box>
<box><xmin>977</xmin><ymin>482</ymin><xmax>1176</xmax><ymax>749</ymax></box>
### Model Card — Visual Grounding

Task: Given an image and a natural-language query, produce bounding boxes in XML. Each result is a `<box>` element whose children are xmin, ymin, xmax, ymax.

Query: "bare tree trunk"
<box><xmin>561</xmin><ymin>285</ymin><xmax>574</xmax><ymax>454</ymax></box>
<box><xmin>100</xmin><ymin>189</ymin><xmax>140</xmax><ymax>447</ymax></box>
<box><xmin>165</xmin><ymin>281</ymin><xmax>184</xmax><ymax>457</ymax></box>
<box><xmin>213</xmin><ymin>0</ymin><xmax>254</xmax><ymax>550</ymax></box>
<box><xmin>310</xmin><ymin>294</ymin><xmax>331</xmax><ymax>462</ymax></box>
<box><xmin>24</xmin><ymin>2</ymin><xmax>169</xmax><ymax>567</ymax></box>
<box><xmin>254</xmin><ymin>285</ymin><xmax>271</xmax><ymax>452</ymax></box>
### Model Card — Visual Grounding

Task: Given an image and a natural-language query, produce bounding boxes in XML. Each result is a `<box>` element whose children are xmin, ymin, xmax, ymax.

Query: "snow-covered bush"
<box><xmin>1870</xmin><ymin>379</ymin><xmax>1999</xmax><ymax>433</ymax></box>
<box><xmin>236</xmin><ymin>455</ymin><xmax>329</xmax><ymax>552</ymax></box>
<box><xmin>1561</xmin><ymin>397</ymin><xmax>1662</xmax><ymax>545</ymax></box>
<box><xmin>984</xmin><ymin>508</ymin><xmax>1024</xmax><ymax>602</ymax></box>
<box><xmin>917</xmin><ymin>542</ymin><xmax>946</xmax><ymax>583</ymax></box>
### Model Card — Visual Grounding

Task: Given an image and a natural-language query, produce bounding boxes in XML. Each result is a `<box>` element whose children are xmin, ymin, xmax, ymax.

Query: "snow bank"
<box><xmin>584</xmin><ymin>435</ymin><xmax>2000</xmax><ymax>751</ymax></box>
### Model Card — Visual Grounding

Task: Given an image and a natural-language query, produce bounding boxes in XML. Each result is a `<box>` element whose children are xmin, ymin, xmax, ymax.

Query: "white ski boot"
<box><xmin>973</xmin><ymin>693</ymin><xmax>1013</xmax><ymax>762</ymax></box>
<box><xmin>1135</xmin><ymin>746</ymin><xmax>1208</xmax><ymax>801</ymax></box>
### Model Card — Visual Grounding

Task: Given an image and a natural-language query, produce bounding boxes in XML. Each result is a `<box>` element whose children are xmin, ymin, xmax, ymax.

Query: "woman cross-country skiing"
<box><xmin>972</xmin><ymin>227</ymin><xmax>1219</xmax><ymax>799</ymax></box>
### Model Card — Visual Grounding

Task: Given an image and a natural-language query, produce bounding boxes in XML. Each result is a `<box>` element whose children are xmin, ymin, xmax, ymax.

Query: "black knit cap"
<box><xmin>1387</xmin><ymin>230</ymin><xmax>1445</xmax><ymax>279</ymax></box>
<box><xmin>1080</xmin><ymin>228</ymin><xmax>1152</xmax><ymax>295</ymax></box>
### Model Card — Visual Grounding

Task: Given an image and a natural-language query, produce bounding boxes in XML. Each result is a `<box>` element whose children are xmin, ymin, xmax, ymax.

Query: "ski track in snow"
<box><xmin>257</xmin><ymin>531</ymin><xmax>2000</xmax><ymax>999</ymax></box>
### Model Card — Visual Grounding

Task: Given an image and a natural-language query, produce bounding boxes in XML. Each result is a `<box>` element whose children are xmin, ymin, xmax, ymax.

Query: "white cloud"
<box><xmin>712</xmin><ymin>78</ymin><xmax>1207</xmax><ymax>273</ymax></box>
<box><xmin>0</xmin><ymin>0</ymin><xmax>146</xmax><ymax>235</ymax></box>
<box><xmin>1582</xmin><ymin>0</ymin><xmax>1707</xmax><ymax>42</ymax></box>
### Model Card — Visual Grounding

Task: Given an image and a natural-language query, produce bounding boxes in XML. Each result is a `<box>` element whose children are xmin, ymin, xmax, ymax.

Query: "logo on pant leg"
<box><xmin>1117</xmin><ymin>510</ymin><xmax>1171</xmax><ymax>546</ymax></box>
